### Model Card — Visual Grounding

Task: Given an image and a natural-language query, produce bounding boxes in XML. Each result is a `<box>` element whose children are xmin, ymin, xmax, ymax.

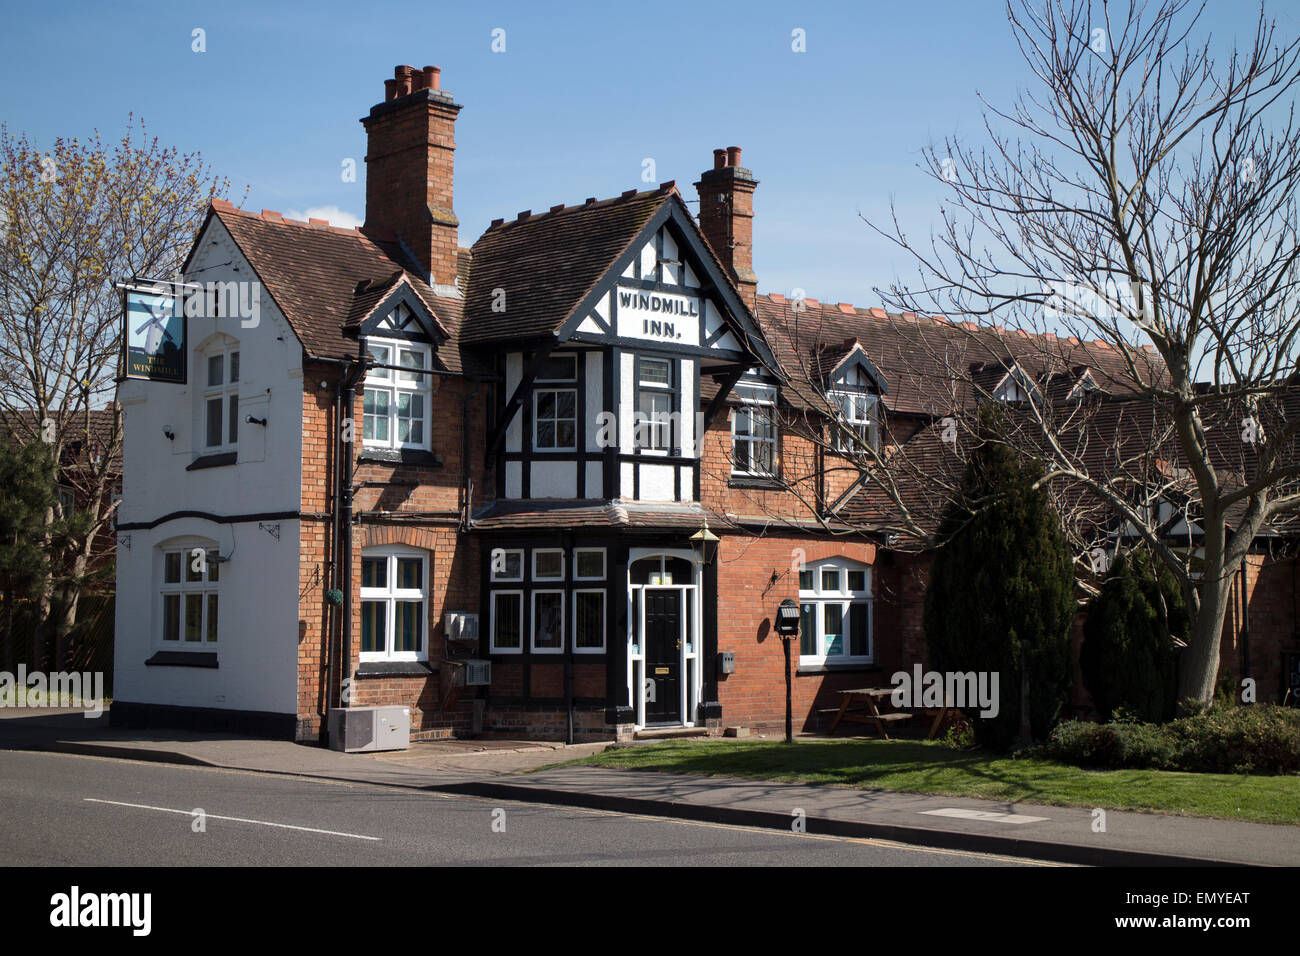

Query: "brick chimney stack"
<box><xmin>695</xmin><ymin>146</ymin><xmax>758</xmax><ymax>310</ymax></box>
<box><xmin>361</xmin><ymin>65</ymin><xmax>462</xmax><ymax>292</ymax></box>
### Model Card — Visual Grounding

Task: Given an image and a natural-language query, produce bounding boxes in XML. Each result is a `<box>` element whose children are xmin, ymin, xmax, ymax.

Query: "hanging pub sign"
<box><xmin>121</xmin><ymin>280</ymin><xmax>189</xmax><ymax>383</ymax></box>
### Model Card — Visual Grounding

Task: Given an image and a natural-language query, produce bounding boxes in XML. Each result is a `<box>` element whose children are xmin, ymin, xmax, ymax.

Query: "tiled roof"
<box><xmin>207</xmin><ymin>203</ymin><xmax>480</xmax><ymax>375</ymax></box>
<box><xmin>839</xmin><ymin>389</ymin><xmax>1300</xmax><ymax>539</ymax></box>
<box><xmin>461</xmin><ymin>188</ymin><xmax>673</xmax><ymax>344</ymax></box>
<box><xmin>751</xmin><ymin>296</ymin><xmax>1160</xmax><ymax>418</ymax></box>
<box><xmin>470</xmin><ymin>498</ymin><xmax>727</xmax><ymax>532</ymax></box>
<box><xmin>0</xmin><ymin>407</ymin><xmax>121</xmax><ymax>471</ymax></box>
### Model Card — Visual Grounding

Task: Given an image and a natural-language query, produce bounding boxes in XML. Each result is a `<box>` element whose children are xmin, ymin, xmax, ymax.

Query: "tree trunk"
<box><xmin>1178</xmin><ymin>576</ymin><xmax>1233</xmax><ymax>708</ymax></box>
<box><xmin>2</xmin><ymin>584</ymin><xmax>13</xmax><ymax>675</ymax></box>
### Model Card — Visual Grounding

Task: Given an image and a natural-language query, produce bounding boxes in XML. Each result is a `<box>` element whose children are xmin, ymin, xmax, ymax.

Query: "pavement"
<box><xmin>2</xmin><ymin>706</ymin><xmax>1297</xmax><ymax>867</ymax></box>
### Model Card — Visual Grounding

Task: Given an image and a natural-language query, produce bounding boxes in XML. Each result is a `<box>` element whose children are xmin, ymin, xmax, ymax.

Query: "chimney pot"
<box><xmin>423</xmin><ymin>66</ymin><xmax>439</xmax><ymax>90</ymax></box>
<box><xmin>726</xmin><ymin>146</ymin><xmax>742</xmax><ymax>167</ymax></box>
<box><xmin>384</xmin><ymin>79</ymin><xmax>397</xmax><ymax>101</ymax></box>
<box><xmin>394</xmin><ymin>64</ymin><xmax>414</xmax><ymax>96</ymax></box>
<box><xmin>713</xmin><ymin>148</ymin><xmax>726</xmax><ymax>170</ymax></box>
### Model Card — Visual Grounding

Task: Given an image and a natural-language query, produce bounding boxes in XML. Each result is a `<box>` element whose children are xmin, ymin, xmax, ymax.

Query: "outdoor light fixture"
<box><xmin>690</xmin><ymin>516</ymin><xmax>720</xmax><ymax>565</ymax></box>
<box><xmin>775</xmin><ymin>597</ymin><xmax>800</xmax><ymax>743</ymax></box>
<box><xmin>163</xmin><ymin>426</ymin><xmax>174</xmax><ymax>441</ymax></box>
<box><xmin>245</xmin><ymin>415</ymin><xmax>267</xmax><ymax>427</ymax></box>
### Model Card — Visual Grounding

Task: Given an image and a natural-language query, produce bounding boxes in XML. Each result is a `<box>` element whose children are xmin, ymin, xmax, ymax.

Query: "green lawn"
<box><xmin>553</xmin><ymin>738</ymin><xmax>1300</xmax><ymax>825</ymax></box>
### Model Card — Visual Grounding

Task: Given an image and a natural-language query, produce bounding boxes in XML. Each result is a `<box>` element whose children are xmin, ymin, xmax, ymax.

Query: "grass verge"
<box><xmin>551</xmin><ymin>738</ymin><xmax>1300</xmax><ymax>825</ymax></box>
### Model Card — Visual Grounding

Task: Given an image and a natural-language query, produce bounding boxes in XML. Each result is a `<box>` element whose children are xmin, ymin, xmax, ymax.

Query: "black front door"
<box><xmin>644</xmin><ymin>589</ymin><xmax>681</xmax><ymax>723</ymax></box>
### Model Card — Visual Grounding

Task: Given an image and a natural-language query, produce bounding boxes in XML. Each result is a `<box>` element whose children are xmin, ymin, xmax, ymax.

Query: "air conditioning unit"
<box><xmin>328</xmin><ymin>705</ymin><xmax>410</xmax><ymax>753</ymax></box>
<box><xmin>445</xmin><ymin>612</ymin><xmax>480</xmax><ymax>642</ymax></box>
<box><xmin>464</xmin><ymin>659</ymin><xmax>491</xmax><ymax>686</ymax></box>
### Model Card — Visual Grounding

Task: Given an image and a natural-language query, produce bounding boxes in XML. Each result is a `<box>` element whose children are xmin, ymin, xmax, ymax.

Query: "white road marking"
<box><xmin>921</xmin><ymin>807</ymin><xmax>1049</xmax><ymax>825</ymax></box>
<box><xmin>84</xmin><ymin>798</ymin><xmax>382</xmax><ymax>841</ymax></box>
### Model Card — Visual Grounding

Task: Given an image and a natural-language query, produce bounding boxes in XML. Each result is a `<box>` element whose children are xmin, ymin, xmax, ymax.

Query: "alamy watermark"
<box><xmin>0</xmin><ymin>665</ymin><xmax>104</xmax><ymax>717</ymax></box>
<box><xmin>890</xmin><ymin>665</ymin><xmax>1000</xmax><ymax>718</ymax></box>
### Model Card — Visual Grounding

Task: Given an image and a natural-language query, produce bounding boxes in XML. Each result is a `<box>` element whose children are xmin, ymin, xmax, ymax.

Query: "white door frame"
<box><xmin>626</xmin><ymin>548</ymin><xmax>701</xmax><ymax>728</ymax></box>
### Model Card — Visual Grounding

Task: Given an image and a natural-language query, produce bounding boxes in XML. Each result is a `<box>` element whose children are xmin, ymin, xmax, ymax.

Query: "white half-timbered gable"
<box><xmin>485</xmin><ymin>191</ymin><xmax>776</xmax><ymax>505</ymax></box>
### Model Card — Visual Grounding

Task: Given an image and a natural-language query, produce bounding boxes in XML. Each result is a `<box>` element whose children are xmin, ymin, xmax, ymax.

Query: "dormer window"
<box><xmin>364</xmin><ymin>339</ymin><xmax>431</xmax><ymax>450</ymax></box>
<box><xmin>1068</xmin><ymin>370</ymin><xmax>1099</xmax><ymax>402</ymax></box>
<box><xmin>831</xmin><ymin>391</ymin><xmax>878</xmax><ymax>455</ymax></box>
<box><xmin>991</xmin><ymin>364</ymin><xmax>1041</xmax><ymax>405</ymax></box>
<box><xmin>203</xmin><ymin>346</ymin><xmax>240</xmax><ymax>452</ymax></box>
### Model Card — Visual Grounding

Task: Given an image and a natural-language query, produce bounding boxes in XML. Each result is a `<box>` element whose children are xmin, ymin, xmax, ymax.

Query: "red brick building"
<box><xmin>111</xmin><ymin>64</ymin><xmax>1300</xmax><ymax>743</ymax></box>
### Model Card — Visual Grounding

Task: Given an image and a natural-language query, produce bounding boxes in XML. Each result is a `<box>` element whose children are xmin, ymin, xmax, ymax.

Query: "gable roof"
<box><xmin>750</xmin><ymin>296</ymin><xmax>1160</xmax><ymax>417</ymax></box>
<box><xmin>199</xmin><ymin>203</ymin><xmax>478</xmax><ymax>375</ymax></box>
<box><xmin>462</xmin><ymin>189</ymin><xmax>670</xmax><ymax>345</ymax></box>
<box><xmin>461</xmin><ymin>186</ymin><xmax>778</xmax><ymax>369</ymax></box>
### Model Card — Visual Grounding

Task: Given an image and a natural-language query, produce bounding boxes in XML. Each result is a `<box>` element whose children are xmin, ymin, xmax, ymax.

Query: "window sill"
<box><xmin>355</xmin><ymin>660</ymin><xmax>435</xmax><ymax>677</ymax></box>
<box><xmin>358</xmin><ymin>448</ymin><xmax>443</xmax><ymax>467</ymax></box>
<box><xmin>795</xmin><ymin>662</ymin><xmax>880</xmax><ymax>676</ymax></box>
<box><xmin>187</xmin><ymin>452</ymin><xmax>237</xmax><ymax>471</ymax></box>
<box><xmin>728</xmin><ymin>475</ymin><xmax>784</xmax><ymax>490</ymax></box>
<box><xmin>146</xmin><ymin>650</ymin><xmax>218</xmax><ymax>668</ymax></box>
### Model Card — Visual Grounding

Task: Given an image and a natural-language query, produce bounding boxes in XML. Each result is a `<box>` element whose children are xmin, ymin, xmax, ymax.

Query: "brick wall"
<box><xmin>713</xmin><ymin>532</ymin><xmax>881</xmax><ymax>732</ymax></box>
<box><xmin>295</xmin><ymin>361</ymin><xmax>491</xmax><ymax>740</ymax></box>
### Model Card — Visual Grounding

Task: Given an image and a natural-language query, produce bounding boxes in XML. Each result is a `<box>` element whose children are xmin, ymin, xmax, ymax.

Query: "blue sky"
<box><xmin>0</xmin><ymin>0</ymin><xmax>1287</xmax><ymax>306</ymax></box>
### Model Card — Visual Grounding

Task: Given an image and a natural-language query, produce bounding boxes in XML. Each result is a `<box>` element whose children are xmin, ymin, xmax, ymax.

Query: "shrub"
<box><xmin>924</xmin><ymin>409</ymin><xmax>1075</xmax><ymax>750</ymax></box>
<box><xmin>1079</xmin><ymin>552</ymin><xmax>1185</xmax><ymax>723</ymax></box>
<box><xmin>1036</xmin><ymin>705</ymin><xmax>1300</xmax><ymax>775</ymax></box>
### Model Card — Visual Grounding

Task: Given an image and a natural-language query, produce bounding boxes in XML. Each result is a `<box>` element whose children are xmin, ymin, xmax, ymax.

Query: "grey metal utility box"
<box><xmin>718</xmin><ymin>651</ymin><xmax>736</xmax><ymax>675</ymax></box>
<box><xmin>328</xmin><ymin>705</ymin><xmax>411</xmax><ymax>753</ymax></box>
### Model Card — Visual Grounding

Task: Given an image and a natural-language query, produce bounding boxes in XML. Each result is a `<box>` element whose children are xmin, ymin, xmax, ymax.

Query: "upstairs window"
<box><xmin>203</xmin><ymin>347</ymin><xmax>240</xmax><ymax>452</ymax></box>
<box><xmin>831</xmin><ymin>391</ymin><xmax>878</xmax><ymax>455</ymax></box>
<box><xmin>364</xmin><ymin>340</ymin><xmax>431</xmax><ymax>450</ymax></box>
<box><xmin>732</xmin><ymin>384</ymin><xmax>777</xmax><ymax>476</ymax></box>
<box><xmin>635</xmin><ymin>357</ymin><xmax>674</xmax><ymax>452</ymax></box>
<box><xmin>533</xmin><ymin>353</ymin><xmax>578</xmax><ymax>451</ymax></box>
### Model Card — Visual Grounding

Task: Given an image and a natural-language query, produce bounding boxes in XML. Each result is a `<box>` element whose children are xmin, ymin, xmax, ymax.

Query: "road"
<box><xmin>0</xmin><ymin>749</ymin><xmax>1050</xmax><ymax>866</ymax></box>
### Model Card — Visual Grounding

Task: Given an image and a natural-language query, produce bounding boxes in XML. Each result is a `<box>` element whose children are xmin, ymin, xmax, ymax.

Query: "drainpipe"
<box><xmin>1240</xmin><ymin>559</ymin><xmax>1251</xmax><ymax>701</ymax></box>
<box><xmin>337</xmin><ymin>348</ymin><xmax>367</xmax><ymax>714</ymax></box>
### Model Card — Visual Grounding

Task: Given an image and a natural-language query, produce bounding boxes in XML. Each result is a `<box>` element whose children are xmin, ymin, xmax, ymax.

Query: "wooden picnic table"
<box><xmin>824</xmin><ymin>687</ymin><xmax>961</xmax><ymax>740</ymax></box>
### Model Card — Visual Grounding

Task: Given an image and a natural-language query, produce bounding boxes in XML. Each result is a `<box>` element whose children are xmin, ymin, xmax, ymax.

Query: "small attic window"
<box><xmin>993</xmin><ymin>365</ymin><xmax>1040</xmax><ymax>405</ymax></box>
<box><xmin>1068</xmin><ymin>370</ymin><xmax>1099</xmax><ymax>402</ymax></box>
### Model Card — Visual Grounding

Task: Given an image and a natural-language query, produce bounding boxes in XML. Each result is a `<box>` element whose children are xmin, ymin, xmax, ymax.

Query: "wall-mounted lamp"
<box><xmin>245</xmin><ymin>415</ymin><xmax>267</xmax><ymax>427</ymax></box>
<box><xmin>163</xmin><ymin>426</ymin><xmax>175</xmax><ymax>441</ymax></box>
<box><xmin>258</xmin><ymin>521</ymin><xmax>280</xmax><ymax>540</ymax></box>
<box><xmin>690</xmin><ymin>516</ymin><xmax>720</xmax><ymax>566</ymax></box>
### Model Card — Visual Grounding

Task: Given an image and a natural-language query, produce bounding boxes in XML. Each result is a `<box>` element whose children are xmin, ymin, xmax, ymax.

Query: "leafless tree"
<box><xmin>861</xmin><ymin>0</ymin><xmax>1300</xmax><ymax>706</ymax></box>
<box><xmin>0</xmin><ymin>117</ymin><xmax>236</xmax><ymax>667</ymax></box>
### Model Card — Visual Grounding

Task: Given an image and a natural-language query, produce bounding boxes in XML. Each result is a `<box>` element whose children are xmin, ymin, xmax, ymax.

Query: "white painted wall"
<box><xmin>113</xmin><ymin>216</ymin><xmax>304</xmax><ymax>716</ymax></box>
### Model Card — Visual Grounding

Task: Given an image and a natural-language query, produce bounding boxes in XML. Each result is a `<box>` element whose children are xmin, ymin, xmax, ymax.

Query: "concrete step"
<box><xmin>633</xmin><ymin>726</ymin><xmax>710</xmax><ymax>741</ymax></box>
